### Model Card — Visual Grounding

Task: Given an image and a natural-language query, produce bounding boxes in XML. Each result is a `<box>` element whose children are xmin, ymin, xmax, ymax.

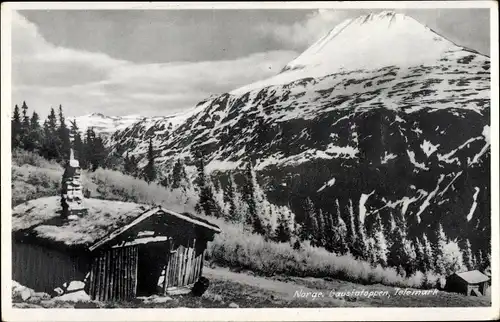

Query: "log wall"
<box><xmin>88</xmin><ymin>245</ymin><xmax>138</xmax><ymax>301</ymax></box>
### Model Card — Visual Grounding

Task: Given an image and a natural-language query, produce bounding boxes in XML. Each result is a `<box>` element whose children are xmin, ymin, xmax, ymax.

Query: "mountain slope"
<box><xmin>108</xmin><ymin>11</ymin><xmax>491</xmax><ymax>260</ymax></box>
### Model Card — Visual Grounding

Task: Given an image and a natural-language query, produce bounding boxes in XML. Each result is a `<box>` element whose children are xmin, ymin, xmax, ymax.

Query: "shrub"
<box><xmin>12</xmin><ymin>149</ymin><xmax>62</xmax><ymax>170</ymax></box>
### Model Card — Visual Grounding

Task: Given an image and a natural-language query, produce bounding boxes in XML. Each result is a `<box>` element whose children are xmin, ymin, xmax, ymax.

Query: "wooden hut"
<box><xmin>445</xmin><ymin>270</ymin><xmax>490</xmax><ymax>296</ymax></box>
<box><xmin>12</xmin><ymin>197</ymin><xmax>221</xmax><ymax>300</ymax></box>
<box><xmin>12</xmin><ymin>143</ymin><xmax>221</xmax><ymax>301</ymax></box>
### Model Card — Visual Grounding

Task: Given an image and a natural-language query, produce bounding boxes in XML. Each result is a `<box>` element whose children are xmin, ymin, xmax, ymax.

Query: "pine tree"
<box><xmin>387</xmin><ymin>224</ymin><xmax>409</xmax><ymax>269</ymax></box>
<box><xmin>223</xmin><ymin>174</ymin><xmax>238</xmax><ymax>222</ymax></box>
<box><xmin>194</xmin><ymin>151</ymin><xmax>220</xmax><ymax>218</ymax></box>
<box><xmin>422</xmin><ymin>233</ymin><xmax>435</xmax><ymax>271</ymax></box>
<box><xmin>27</xmin><ymin>111</ymin><xmax>42</xmax><ymax>152</ymax></box>
<box><xmin>329</xmin><ymin>199</ymin><xmax>349</xmax><ymax>255</ymax></box>
<box><xmin>57</xmin><ymin>105</ymin><xmax>70</xmax><ymax>161</ymax></box>
<box><xmin>20</xmin><ymin>101</ymin><xmax>31</xmax><ymax>149</ymax></box>
<box><xmin>143</xmin><ymin>138</ymin><xmax>157</xmax><ymax>183</ymax></box>
<box><xmin>351</xmin><ymin>199</ymin><xmax>368</xmax><ymax>260</ymax></box>
<box><xmin>274</xmin><ymin>212</ymin><xmax>292</xmax><ymax>243</ymax></box>
<box><xmin>414</xmin><ymin>237</ymin><xmax>428</xmax><ymax>271</ymax></box>
<box><xmin>463</xmin><ymin>239</ymin><xmax>475</xmax><ymax>270</ymax></box>
<box><xmin>310</xmin><ymin>208</ymin><xmax>320</xmax><ymax>247</ymax></box>
<box><xmin>41</xmin><ymin>108</ymin><xmax>60</xmax><ymax>160</ymax></box>
<box><xmin>11</xmin><ymin>104</ymin><xmax>22</xmax><ymax>149</ymax></box>
<box><xmin>434</xmin><ymin>223</ymin><xmax>448</xmax><ymax>275</ymax></box>
<box><xmin>371</xmin><ymin>213</ymin><xmax>388</xmax><ymax>266</ymax></box>
<box><xmin>123</xmin><ymin>152</ymin><xmax>131</xmax><ymax>174</ymax></box>
<box><xmin>242</xmin><ymin>162</ymin><xmax>264</xmax><ymax>234</ymax></box>
<box><xmin>129</xmin><ymin>155</ymin><xmax>138</xmax><ymax>177</ymax></box>
<box><xmin>69</xmin><ymin>120</ymin><xmax>83</xmax><ymax>161</ymax></box>
<box><xmin>315</xmin><ymin>209</ymin><xmax>327</xmax><ymax>248</ymax></box>
<box><xmin>345</xmin><ymin>199</ymin><xmax>357</xmax><ymax>254</ymax></box>
<box><xmin>171</xmin><ymin>159</ymin><xmax>184</xmax><ymax>189</ymax></box>
<box><xmin>300</xmin><ymin>197</ymin><xmax>315</xmax><ymax>242</ymax></box>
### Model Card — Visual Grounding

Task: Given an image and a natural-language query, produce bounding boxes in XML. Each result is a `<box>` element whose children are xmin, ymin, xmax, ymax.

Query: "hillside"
<box><xmin>106</xmin><ymin>11</ymin><xmax>491</xmax><ymax>276</ymax></box>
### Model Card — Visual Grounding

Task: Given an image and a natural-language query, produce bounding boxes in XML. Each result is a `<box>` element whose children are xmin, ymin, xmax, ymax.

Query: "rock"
<box><xmin>138</xmin><ymin>295</ymin><xmax>173</xmax><ymax>304</ymax></box>
<box><xmin>66</xmin><ymin>281</ymin><xmax>86</xmax><ymax>292</ymax></box>
<box><xmin>52</xmin><ymin>287</ymin><xmax>64</xmax><ymax>297</ymax></box>
<box><xmin>150</xmin><ymin>296</ymin><xmax>173</xmax><ymax>303</ymax></box>
<box><xmin>228</xmin><ymin>302</ymin><xmax>239</xmax><ymax>308</ymax></box>
<box><xmin>20</xmin><ymin>288</ymin><xmax>32</xmax><ymax>301</ymax></box>
<box><xmin>12</xmin><ymin>280</ymin><xmax>35</xmax><ymax>301</ymax></box>
<box><xmin>53</xmin><ymin>290</ymin><xmax>91</xmax><ymax>302</ymax></box>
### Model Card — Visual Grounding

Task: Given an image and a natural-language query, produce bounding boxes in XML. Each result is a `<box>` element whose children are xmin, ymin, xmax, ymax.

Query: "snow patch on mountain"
<box><xmin>317</xmin><ymin>178</ymin><xmax>336</xmax><ymax>192</ymax></box>
<box><xmin>359</xmin><ymin>190</ymin><xmax>375</xmax><ymax>223</ymax></box>
<box><xmin>467</xmin><ymin>187</ymin><xmax>480</xmax><ymax>221</ymax></box>
<box><xmin>421</xmin><ymin>140</ymin><xmax>440</xmax><ymax>157</ymax></box>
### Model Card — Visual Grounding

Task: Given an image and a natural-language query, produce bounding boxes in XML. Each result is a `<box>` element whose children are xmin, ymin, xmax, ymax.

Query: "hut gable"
<box><xmin>454</xmin><ymin>270</ymin><xmax>490</xmax><ymax>284</ymax></box>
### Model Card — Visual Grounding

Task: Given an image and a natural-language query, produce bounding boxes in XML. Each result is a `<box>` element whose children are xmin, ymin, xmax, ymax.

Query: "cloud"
<box><xmin>255</xmin><ymin>9</ymin><xmax>348</xmax><ymax>49</ymax></box>
<box><xmin>12</xmin><ymin>11</ymin><xmax>298</xmax><ymax>117</ymax></box>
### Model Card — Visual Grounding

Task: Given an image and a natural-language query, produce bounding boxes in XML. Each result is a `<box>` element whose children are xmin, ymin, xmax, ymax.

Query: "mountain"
<box><xmin>71</xmin><ymin>113</ymin><xmax>145</xmax><ymax>138</ymax></box>
<box><xmin>108</xmin><ymin>11</ymin><xmax>491</xmax><ymax>260</ymax></box>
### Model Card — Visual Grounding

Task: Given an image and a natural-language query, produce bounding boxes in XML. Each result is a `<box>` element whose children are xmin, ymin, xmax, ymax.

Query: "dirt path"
<box><xmin>204</xmin><ymin>266</ymin><xmax>491</xmax><ymax>307</ymax></box>
<box><xmin>204</xmin><ymin>267</ymin><xmax>356</xmax><ymax>306</ymax></box>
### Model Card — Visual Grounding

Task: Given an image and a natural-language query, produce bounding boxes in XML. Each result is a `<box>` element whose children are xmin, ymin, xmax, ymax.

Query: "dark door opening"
<box><xmin>136</xmin><ymin>243</ymin><xmax>167</xmax><ymax>296</ymax></box>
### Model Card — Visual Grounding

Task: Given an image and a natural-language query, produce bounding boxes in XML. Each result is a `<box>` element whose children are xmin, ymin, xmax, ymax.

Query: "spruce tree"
<box><xmin>143</xmin><ymin>138</ymin><xmax>157</xmax><ymax>183</ymax></box>
<box><xmin>12</xmin><ymin>104</ymin><xmax>22</xmax><ymax>149</ymax></box>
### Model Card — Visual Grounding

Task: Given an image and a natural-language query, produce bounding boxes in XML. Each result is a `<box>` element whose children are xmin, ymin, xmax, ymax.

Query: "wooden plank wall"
<box><xmin>12</xmin><ymin>242</ymin><xmax>87</xmax><ymax>293</ymax></box>
<box><xmin>163</xmin><ymin>238</ymin><xmax>205</xmax><ymax>291</ymax></box>
<box><xmin>88</xmin><ymin>245</ymin><xmax>138</xmax><ymax>301</ymax></box>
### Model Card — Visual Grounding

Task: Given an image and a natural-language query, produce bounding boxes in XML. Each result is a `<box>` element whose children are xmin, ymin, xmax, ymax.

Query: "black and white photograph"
<box><xmin>1</xmin><ymin>1</ymin><xmax>498</xmax><ymax>321</ymax></box>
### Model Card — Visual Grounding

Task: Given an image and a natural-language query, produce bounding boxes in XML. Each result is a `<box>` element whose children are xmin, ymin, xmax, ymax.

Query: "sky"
<box><xmin>12</xmin><ymin>8</ymin><xmax>491</xmax><ymax>118</ymax></box>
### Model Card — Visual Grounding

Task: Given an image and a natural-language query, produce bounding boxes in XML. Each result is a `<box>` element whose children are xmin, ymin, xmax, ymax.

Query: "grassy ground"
<box><xmin>13</xmin><ymin>265</ymin><xmax>491</xmax><ymax>308</ymax></box>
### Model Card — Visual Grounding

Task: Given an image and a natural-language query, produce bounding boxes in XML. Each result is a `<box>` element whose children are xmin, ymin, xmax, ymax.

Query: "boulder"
<box><xmin>228</xmin><ymin>302</ymin><xmax>239</xmax><ymax>308</ymax></box>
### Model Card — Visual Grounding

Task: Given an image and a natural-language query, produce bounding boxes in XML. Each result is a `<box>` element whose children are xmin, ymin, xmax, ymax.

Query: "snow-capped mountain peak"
<box><xmin>72</xmin><ymin>113</ymin><xmax>145</xmax><ymax>138</ymax></box>
<box><xmin>284</xmin><ymin>11</ymin><xmax>456</xmax><ymax>71</ymax></box>
<box><xmin>231</xmin><ymin>11</ymin><xmax>472</xmax><ymax>95</ymax></box>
